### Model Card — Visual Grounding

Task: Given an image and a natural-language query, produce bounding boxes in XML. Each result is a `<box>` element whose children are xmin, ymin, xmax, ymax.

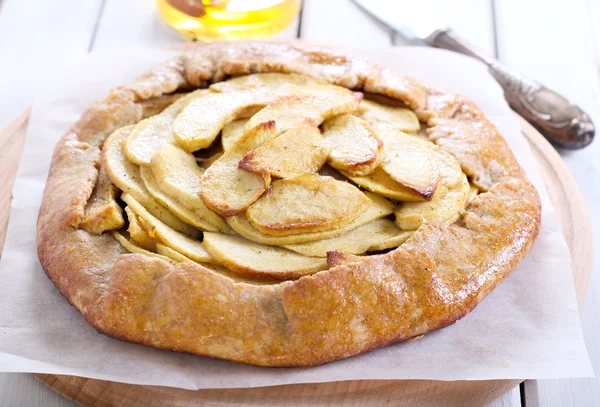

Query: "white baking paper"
<box><xmin>0</xmin><ymin>46</ymin><xmax>593</xmax><ymax>389</ymax></box>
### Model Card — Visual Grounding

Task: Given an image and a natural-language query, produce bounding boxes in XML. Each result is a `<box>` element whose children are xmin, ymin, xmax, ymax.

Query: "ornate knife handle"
<box><xmin>426</xmin><ymin>28</ymin><xmax>594</xmax><ymax>149</ymax></box>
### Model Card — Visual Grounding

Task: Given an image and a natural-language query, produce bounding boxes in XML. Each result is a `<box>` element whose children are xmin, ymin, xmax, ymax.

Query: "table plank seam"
<box><xmin>296</xmin><ymin>0</ymin><xmax>304</xmax><ymax>39</ymax></box>
<box><xmin>490</xmin><ymin>0</ymin><xmax>500</xmax><ymax>58</ymax></box>
<box><xmin>88</xmin><ymin>0</ymin><xmax>108</xmax><ymax>52</ymax></box>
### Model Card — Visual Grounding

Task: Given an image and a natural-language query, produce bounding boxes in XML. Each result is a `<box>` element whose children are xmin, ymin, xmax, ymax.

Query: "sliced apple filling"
<box><xmin>202</xmin><ymin>232</ymin><xmax>328</xmax><ymax>280</ymax></box>
<box><xmin>227</xmin><ymin>192</ymin><xmax>394</xmax><ymax>245</ymax></box>
<box><xmin>394</xmin><ymin>150</ymin><xmax>470</xmax><ymax>230</ymax></box>
<box><xmin>244</xmin><ymin>86</ymin><xmax>363</xmax><ymax>135</ymax></box>
<box><xmin>79</xmin><ymin>167</ymin><xmax>124</xmax><ymax>235</ymax></box>
<box><xmin>358</xmin><ymin>99</ymin><xmax>420</xmax><ymax>132</ymax></box>
<box><xmin>125</xmin><ymin>89</ymin><xmax>210</xmax><ymax>166</ymax></box>
<box><xmin>377</xmin><ymin>131</ymin><xmax>440</xmax><ymax>200</ymax></box>
<box><xmin>200</xmin><ymin>121</ymin><xmax>278</xmax><ymax>216</ymax></box>
<box><xmin>246</xmin><ymin>174</ymin><xmax>371</xmax><ymax>236</ymax></box>
<box><xmin>239</xmin><ymin>118</ymin><xmax>330</xmax><ymax>179</ymax></box>
<box><xmin>322</xmin><ymin>114</ymin><xmax>383</xmax><ymax>176</ymax></box>
<box><xmin>221</xmin><ymin>119</ymin><xmax>248</xmax><ymax>151</ymax></box>
<box><xmin>85</xmin><ymin>73</ymin><xmax>476</xmax><ymax>282</ymax></box>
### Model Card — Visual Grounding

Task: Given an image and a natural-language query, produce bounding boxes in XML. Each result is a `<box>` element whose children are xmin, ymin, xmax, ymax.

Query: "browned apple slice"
<box><xmin>200</xmin><ymin>121</ymin><xmax>278</xmax><ymax>216</ymax></box>
<box><xmin>378</xmin><ymin>131</ymin><xmax>440</xmax><ymax>200</ymax></box>
<box><xmin>467</xmin><ymin>185</ymin><xmax>479</xmax><ymax>204</ymax></box>
<box><xmin>149</xmin><ymin>144</ymin><xmax>228</xmax><ymax>231</ymax></box>
<box><xmin>210</xmin><ymin>73</ymin><xmax>323</xmax><ymax>93</ymax></box>
<box><xmin>173</xmin><ymin>86</ymin><xmax>290</xmax><ymax>152</ymax></box>
<box><xmin>239</xmin><ymin>118</ymin><xmax>330</xmax><ymax>179</ymax></box>
<box><xmin>358</xmin><ymin>99</ymin><xmax>420</xmax><ymax>132</ymax></box>
<box><xmin>395</xmin><ymin>150</ymin><xmax>470</xmax><ymax>230</ymax></box>
<box><xmin>156</xmin><ymin>244</ymin><xmax>193</xmax><ymax>263</ymax></box>
<box><xmin>283</xmin><ymin>218</ymin><xmax>401</xmax><ymax>257</ymax></box>
<box><xmin>124</xmin><ymin>206</ymin><xmax>157</xmax><ymax>251</ymax></box>
<box><xmin>102</xmin><ymin>126</ymin><xmax>200</xmax><ymax>238</ymax></box>
<box><xmin>111</xmin><ymin>231</ymin><xmax>174</xmax><ymax>264</ymax></box>
<box><xmin>151</xmin><ymin>144</ymin><xmax>204</xmax><ymax>202</ymax></box>
<box><xmin>221</xmin><ymin>119</ymin><xmax>248</xmax><ymax>151</ymax></box>
<box><xmin>395</xmin><ymin>175</ymin><xmax>469</xmax><ymax>230</ymax></box>
<box><xmin>342</xmin><ymin>167</ymin><xmax>426</xmax><ymax>202</ymax></box>
<box><xmin>124</xmin><ymin>89</ymin><xmax>209</xmax><ymax>165</ymax></box>
<box><xmin>122</xmin><ymin>193</ymin><xmax>213</xmax><ymax>263</ymax></box>
<box><xmin>140</xmin><ymin>166</ymin><xmax>220</xmax><ymax>232</ymax></box>
<box><xmin>244</xmin><ymin>85</ymin><xmax>363</xmax><ymax>136</ymax></box>
<box><xmin>246</xmin><ymin>174</ymin><xmax>370</xmax><ymax>236</ymax></box>
<box><xmin>79</xmin><ymin>167</ymin><xmax>124</xmax><ymax>234</ymax></box>
<box><xmin>202</xmin><ymin>232</ymin><xmax>328</xmax><ymax>281</ymax></box>
<box><xmin>322</xmin><ymin>114</ymin><xmax>383</xmax><ymax>176</ymax></box>
<box><xmin>227</xmin><ymin>192</ymin><xmax>394</xmax><ymax>245</ymax></box>
<box><xmin>367</xmin><ymin>230</ymin><xmax>414</xmax><ymax>251</ymax></box>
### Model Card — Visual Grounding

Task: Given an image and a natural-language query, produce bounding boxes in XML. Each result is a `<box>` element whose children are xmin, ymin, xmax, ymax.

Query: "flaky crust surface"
<box><xmin>37</xmin><ymin>42</ymin><xmax>540</xmax><ymax>367</ymax></box>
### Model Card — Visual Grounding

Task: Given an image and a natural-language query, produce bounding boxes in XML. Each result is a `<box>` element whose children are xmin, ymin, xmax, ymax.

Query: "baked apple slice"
<box><xmin>221</xmin><ymin>119</ymin><xmax>248</xmax><ymax>151</ymax></box>
<box><xmin>122</xmin><ymin>193</ymin><xmax>213</xmax><ymax>263</ymax></box>
<box><xmin>378</xmin><ymin>131</ymin><xmax>440</xmax><ymax>200</ymax></box>
<box><xmin>342</xmin><ymin>167</ymin><xmax>427</xmax><ymax>201</ymax></box>
<box><xmin>124</xmin><ymin>89</ymin><xmax>209</xmax><ymax>165</ymax></box>
<box><xmin>283</xmin><ymin>218</ymin><xmax>401</xmax><ymax>257</ymax></box>
<box><xmin>358</xmin><ymin>99</ymin><xmax>420</xmax><ymax>132</ymax></box>
<box><xmin>111</xmin><ymin>231</ymin><xmax>174</xmax><ymax>264</ymax></box>
<box><xmin>227</xmin><ymin>192</ymin><xmax>395</xmax><ymax>245</ymax></box>
<box><xmin>102</xmin><ymin>126</ymin><xmax>200</xmax><ymax>238</ymax></box>
<box><xmin>239</xmin><ymin>118</ymin><xmax>329</xmax><ymax>179</ymax></box>
<box><xmin>322</xmin><ymin>114</ymin><xmax>383</xmax><ymax>176</ymax></box>
<box><xmin>124</xmin><ymin>206</ymin><xmax>157</xmax><ymax>251</ymax></box>
<box><xmin>467</xmin><ymin>184</ymin><xmax>479</xmax><ymax>204</ymax></box>
<box><xmin>149</xmin><ymin>144</ymin><xmax>228</xmax><ymax>231</ymax></box>
<box><xmin>139</xmin><ymin>166</ymin><xmax>227</xmax><ymax>232</ymax></box>
<box><xmin>395</xmin><ymin>150</ymin><xmax>470</xmax><ymax>230</ymax></box>
<box><xmin>156</xmin><ymin>243</ymin><xmax>193</xmax><ymax>263</ymax></box>
<box><xmin>200</xmin><ymin>121</ymin><xmax>278</xmax><ymax>216</ymax></box>
<box><xmin>246</xmin><ymin>174</ymin><xmax>370</xmax><ymax>236</ymax></box>
<box><xmin>79</xmin><ymin>167</ymin><xmax>124</xmax><ymax>234</ymax></box>
<box><xmin>202</xmin><ymin>232</ymin><xmax>328</xmax><ymax>280</ymax></box>
<box><xmin>244</xmin><ymin>85</ymin><xmax>363</xmax><ymax>135</ymax></box>
<box><xmin>367</xmin><ymin>230</ymin><xmax>414</xmax><ymax>251</ymax></box>
<box><xmin>151</xmin><ymin>144</ymin><xmax>205</xmax><ymax>202</ymax></box>
<box><xmin>173</xmin><ymin>86</ymin><xmax>293</xmax><ymax>152</ymax></box>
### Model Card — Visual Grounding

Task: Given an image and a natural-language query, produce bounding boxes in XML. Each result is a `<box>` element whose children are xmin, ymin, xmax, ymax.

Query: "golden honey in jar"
<box><xmin>156</xmin><ymin>0</ymin><xmax>301</xmax><ymax>41</ymax></box>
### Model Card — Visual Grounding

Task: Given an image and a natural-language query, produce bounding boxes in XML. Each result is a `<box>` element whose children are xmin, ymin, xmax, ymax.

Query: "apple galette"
<box><xmin>37</xmin><ymin>43</ymin><xmax>540</xmax><ymax>366</ymax></box>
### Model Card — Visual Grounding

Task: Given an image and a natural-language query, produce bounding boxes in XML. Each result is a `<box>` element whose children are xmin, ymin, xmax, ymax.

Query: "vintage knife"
<box><xmin>351</xmin><ymin>0</ymin><xmax>594</xmax><ymax>149</ymax></box>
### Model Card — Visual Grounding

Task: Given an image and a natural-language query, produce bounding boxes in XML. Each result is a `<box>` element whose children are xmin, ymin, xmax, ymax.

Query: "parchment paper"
<box><xmin>0</xmin><ymin>46</ymin><xmax>593</xmax><ymax>389</ymax></box>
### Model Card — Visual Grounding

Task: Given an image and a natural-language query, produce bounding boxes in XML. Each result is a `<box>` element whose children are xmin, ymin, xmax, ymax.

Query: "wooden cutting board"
<box><xmin>0</xmin><ymin>111</ymin><xmax>592</xmax><ymax>407</ymax></box>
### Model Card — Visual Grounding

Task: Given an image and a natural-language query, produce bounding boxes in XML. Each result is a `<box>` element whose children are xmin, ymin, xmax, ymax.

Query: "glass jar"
<box><xmin>156</xmin><ymin>0</ymin><xmax>302</xmax><ymax>41</ymax></box>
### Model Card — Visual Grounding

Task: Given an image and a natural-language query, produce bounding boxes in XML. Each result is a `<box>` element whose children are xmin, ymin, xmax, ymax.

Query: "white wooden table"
<box><xmin>0</xmin><ymin>1</ymin><xmax>598</xmax><ymax>405</ymax></box>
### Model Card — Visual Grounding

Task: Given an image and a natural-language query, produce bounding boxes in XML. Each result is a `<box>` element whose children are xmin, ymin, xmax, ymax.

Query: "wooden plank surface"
<box><xmin>1</xmin><ymin>0</ymin><xmax>598</xmax><ymax>405</ymax></box>
<box><xmin>91</xmin><ymin>0</ymin><xmax>183</xmax><ymax>50</ymax></box>
<box><xmin>391</xmin><ymin>0</ymin><xmax>496</xmax><ymax>54</ymax></box>
<box><xmin>301</xmin><ymin>0</ymin><xmax>392</xmax><ymax>46</ymax></box>
<box><xmin>0</xmin><ymin>2</ymin><xmax>103</xmax><ymax>403</ymax></box>
<box><xmin>0</xmin><ymin>0</ymin><xmax>104</xmax><ymax>135</ymax></box>
<box><xmin>495</xmin><ymin>0</ymin><xmax>600</xmax><ymax>405</ymax></box>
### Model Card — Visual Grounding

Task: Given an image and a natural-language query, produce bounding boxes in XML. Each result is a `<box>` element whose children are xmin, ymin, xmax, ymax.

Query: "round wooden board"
<box><xmin>0</xmin><ymin>111</ymin><xmax>592</xmax><ymax>407</ymax></box>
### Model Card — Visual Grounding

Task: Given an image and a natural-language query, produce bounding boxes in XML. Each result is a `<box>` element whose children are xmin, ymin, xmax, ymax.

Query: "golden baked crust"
<box><xmin>37</xmin><ymin>42</ymin><xmax>540</xmax><ymax>366</ymax></box>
